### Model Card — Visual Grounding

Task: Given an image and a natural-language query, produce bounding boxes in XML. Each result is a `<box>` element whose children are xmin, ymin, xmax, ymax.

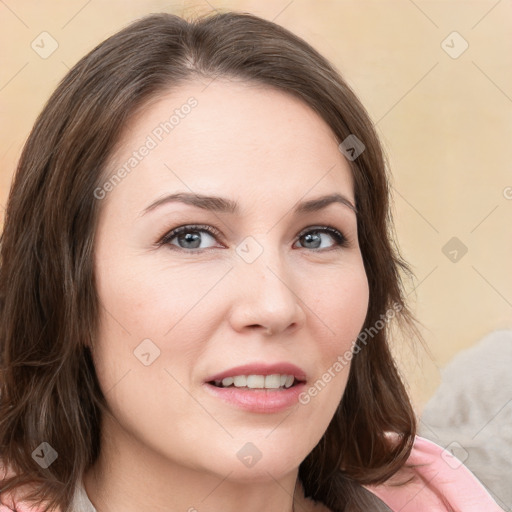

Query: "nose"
<box><xmin>228</xmin><ymin>244</ymin><xmax>306</xmax><ymax>337</ymax></box>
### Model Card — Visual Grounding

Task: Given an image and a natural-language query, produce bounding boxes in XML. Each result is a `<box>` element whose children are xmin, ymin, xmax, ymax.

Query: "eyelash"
<box><xmin>157</xmin><ymin>223</ymin><xmax>349</xmax><ymax>253</ymax></box>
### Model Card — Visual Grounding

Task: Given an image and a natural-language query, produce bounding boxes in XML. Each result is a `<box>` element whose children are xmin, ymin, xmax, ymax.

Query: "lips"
<box><xmin>202</xmin><ymin>362</ymin><xmax>309</xmax><ymax>413</ymax></box>
<box><xmin>204</xmin><ymin>362</ymin><xmax>307</xmax><ymax>384</ymax></box>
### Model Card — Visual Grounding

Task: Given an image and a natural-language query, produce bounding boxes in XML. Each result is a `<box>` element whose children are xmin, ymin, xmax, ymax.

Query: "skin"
<box><xmin>84</xmin><ymin>77</ymin><xmax>369</xmax><ymax>512</ymax></box>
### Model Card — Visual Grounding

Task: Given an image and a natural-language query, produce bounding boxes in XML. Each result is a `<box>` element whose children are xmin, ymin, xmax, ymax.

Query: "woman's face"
<box><xmin>92</xmin><ymin>78</ymin><xmax>369</xmax><ymax>482</ymax></box>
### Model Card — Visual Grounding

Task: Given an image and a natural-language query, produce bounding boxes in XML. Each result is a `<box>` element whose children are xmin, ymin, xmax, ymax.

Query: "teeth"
<box><xmin>233</xmin><ymin>375</ymin><xmax>247</xmax><ymax>387</ymax></box>
<box><xmin>221</xmin><ymin>376</ymin><xmax>234</xmax><ymax>387</ymax></box>
<box><xmin>247</xmin><ymin>375</ymin><xmax>265</xmax><ymax>388</ymax></box>
<box><xmin>213</xmin><ymin>374</ymin><xmax>298</xmax><ymax>389</ymax></box>
<box><xmin>264</xmin><ymin>374</ymin><xmax>281</xmax><ymax>389</ymax></box>
<box><xmin>284</xmin><ymin>375</ymin><xmax>294</xmax><ymax>388</ymax></box>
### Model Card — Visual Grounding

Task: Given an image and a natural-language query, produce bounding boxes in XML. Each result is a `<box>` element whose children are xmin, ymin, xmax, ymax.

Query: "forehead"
<box><xmin>103</xmin><ymin>78</ymin><xmax>355</xmax><ymax>212</ymax></box>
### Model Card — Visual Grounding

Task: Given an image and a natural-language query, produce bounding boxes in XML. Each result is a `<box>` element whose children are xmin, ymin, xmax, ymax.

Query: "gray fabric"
<box><xmin>69</xmin><ymin>480</ymin><xmax>97</xmax><ymax>512</ymax></box>
<box><xmin>419</xmin><ymin>329</ymin><xmax>512</xmax><ymax>512</ymax></box>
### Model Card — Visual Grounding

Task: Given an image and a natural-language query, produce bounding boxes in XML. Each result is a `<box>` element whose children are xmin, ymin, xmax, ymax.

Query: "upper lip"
<box><xmin>205</xmin><ymin>362</ymin><xmax>307</xmax><ymax>383</ymax></box>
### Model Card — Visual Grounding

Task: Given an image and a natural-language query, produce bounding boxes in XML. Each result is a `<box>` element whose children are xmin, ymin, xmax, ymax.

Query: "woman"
<box><xmin>0</xmin><ymin>10</ymin><xmax>503</xmax><ymax>512</ymax></box>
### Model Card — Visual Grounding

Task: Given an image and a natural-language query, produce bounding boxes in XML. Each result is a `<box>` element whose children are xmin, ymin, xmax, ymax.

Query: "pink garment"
<box><xmin>366</xmin><ymin>436</ymin><xmax>504</xmax><ymax>511</ymax></box>
<box><xmin>0</xmin><ymin>436</ymin><xmax>504</xmax><ymax>511</ymax></box>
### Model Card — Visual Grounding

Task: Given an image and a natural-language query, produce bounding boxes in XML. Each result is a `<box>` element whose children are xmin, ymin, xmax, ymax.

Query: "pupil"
<box><xmin>180</xmin><ymin>232</ymin><xmax>201</xmax><ymax>249</ymax></box>
<box><xmin>303</xmin><ymin>233</ymin><xmax>320</xmax><ymax>249</ymax></box>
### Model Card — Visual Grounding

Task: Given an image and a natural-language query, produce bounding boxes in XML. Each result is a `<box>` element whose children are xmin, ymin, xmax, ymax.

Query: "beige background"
<box><xmin>1</xmin><ymin>0</ymin><xmax>511</xmax><ymax>410</ymax></box>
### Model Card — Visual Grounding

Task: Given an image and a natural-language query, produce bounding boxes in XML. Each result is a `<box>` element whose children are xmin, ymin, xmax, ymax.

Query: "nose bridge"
<box><xmin>237</xmin><ymin>233</ymin><xmax>290</xmax><ymax>293</ymax></box>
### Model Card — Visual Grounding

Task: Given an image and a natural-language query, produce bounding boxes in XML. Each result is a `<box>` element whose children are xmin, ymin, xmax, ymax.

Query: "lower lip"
<box><xmin>203</xmin><ymin>382</ymin><xmax>307</xmax><ymax>413</ymax></box>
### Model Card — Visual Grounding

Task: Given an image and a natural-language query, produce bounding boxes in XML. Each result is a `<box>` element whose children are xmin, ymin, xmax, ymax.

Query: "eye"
<box><xmin>294</xmin><ymin>226</ymin><xmax>348</xmax><ymax>251</ymax></box>
<box><xmin>157</xmin><ymin>224</ymin><xmax>349</xmax><ymax>253</ymax></box>
<box><xmin>159</xmin><ymin>224</ymin><xmax>222</xmax><ymax>251</ymax></box>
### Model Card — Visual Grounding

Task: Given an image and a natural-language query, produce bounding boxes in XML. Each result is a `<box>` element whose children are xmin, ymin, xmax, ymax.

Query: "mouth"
<box><xmin>203</xmin><ymin>377</ymin><xmax>307</xmax><ymax>413</ymax></box>
<box><xmin>202</xmin><ymin>362</ymin><xmax>308</xmax><ymax>412</ymax></box>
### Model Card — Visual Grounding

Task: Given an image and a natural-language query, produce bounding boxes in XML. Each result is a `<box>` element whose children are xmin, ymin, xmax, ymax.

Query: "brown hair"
<box><xmin>0</xmin><ymin>10</ymin><xmax>417</xmax><ymax>511</ymax></box>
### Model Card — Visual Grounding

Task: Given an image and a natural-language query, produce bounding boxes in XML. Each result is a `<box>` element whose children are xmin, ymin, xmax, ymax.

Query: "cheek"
<box><xmin>94</xmin><ymin>240</ymin><xmax>228</xmax><ymax>331</ymax></box>
<box><xmin>90</xmin><ymin>250</ymin><xmax>230</xmax><ymax>410</ymax></box>
<box><xmin>315</xmin><ymin>262</ymin><xmax>370</xmax><ymax>350</ymax></box>
<box><xmin>299</xmin><ymin>262</ymin><xmax>369</xmax><ymax>405</ymax></box>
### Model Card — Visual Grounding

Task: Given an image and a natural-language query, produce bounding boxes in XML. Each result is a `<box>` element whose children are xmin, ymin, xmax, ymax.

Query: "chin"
<box><xmin>218</xmin><ymin>443</ymin><xmax>307</xmax><ymax>482</ymax></box>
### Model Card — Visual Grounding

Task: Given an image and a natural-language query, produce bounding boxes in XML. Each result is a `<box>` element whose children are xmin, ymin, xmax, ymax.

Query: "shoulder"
<box><xmin>364</xmin><ymin>435</ymin><xmax>504</xmax><ymax>511</ymax></box>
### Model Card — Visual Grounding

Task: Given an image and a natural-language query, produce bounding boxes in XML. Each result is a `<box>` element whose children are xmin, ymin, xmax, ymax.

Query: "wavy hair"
<box><xmin>0</xmin><ymin>10</ymin><xmax>417</xmax><ymax>511</ymax></box>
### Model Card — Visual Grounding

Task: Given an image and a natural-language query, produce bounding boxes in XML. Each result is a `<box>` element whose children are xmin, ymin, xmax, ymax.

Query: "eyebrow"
<box><xmin>141</xmin><ymin>192</ymin><xmax>357</xmax><ymax>217</ymax></box>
